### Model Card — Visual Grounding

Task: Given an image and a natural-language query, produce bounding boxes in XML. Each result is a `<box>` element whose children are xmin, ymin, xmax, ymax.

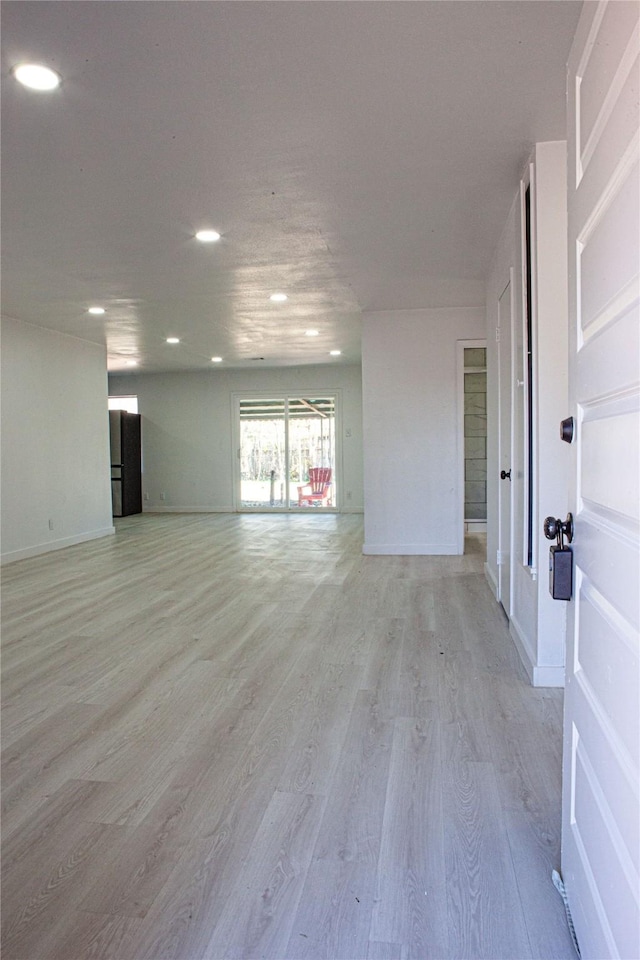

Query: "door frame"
<box><xmin>518</xmin><ymin>163</ymin><xmax>538</xmax><ymax>575</ymax></box>
<box><xmin>456</xmin><ymin>338</ymin><xmax>487</xmax><ymax>554</ymax></box>
<box><xmin>497</xmin><ymin>270</ymin><xmax>516</xmax><ymax>616</ymax></box>
<box><xmin>231</xmin><ymin>389</ymin><xmax>343</xmax><ymax>513</ymax></box>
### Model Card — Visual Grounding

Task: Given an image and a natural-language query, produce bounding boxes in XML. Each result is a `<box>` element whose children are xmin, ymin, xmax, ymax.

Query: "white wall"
<box><xmin>1</xmin><ymin>317</ymin><xmax>114</xmax><ymax>563</ymax></box>
<box><xmin>108</xmin><ymin>364</ymin><xmax>363</xmax><ymax>512</ymax></box>
<box><xmin>361</xmin><ymin>307</ymin><xmax>485</xmax><ymax>554</ymax></box>
<box><xmin>486</xmin><ymin>142</ymin><xmax>569</xmax><ymax>686</ymax></box>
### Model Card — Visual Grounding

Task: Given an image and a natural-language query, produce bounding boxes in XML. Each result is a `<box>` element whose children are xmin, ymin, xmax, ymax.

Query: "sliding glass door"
<box><xmin>237</xmin><ymin>395</ymin><xmax>336</xmax><ymax>510</ymax></box>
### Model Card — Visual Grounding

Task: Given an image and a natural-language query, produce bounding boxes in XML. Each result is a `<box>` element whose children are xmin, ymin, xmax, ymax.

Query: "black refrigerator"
<box><xmin>109</xmin><ymin>410</ymin><xmax>142</xmax><ymax>517</ymax></box>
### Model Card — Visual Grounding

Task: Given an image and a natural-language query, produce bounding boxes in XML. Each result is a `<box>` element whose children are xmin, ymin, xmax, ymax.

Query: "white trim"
<box><xmin>509</xmin><ymin>614</ymin><xmax>565</xmax><ymax>688</ymax></box>
<box><xmin>532</xmin><ymin>664</ymin><xmax>565</xmax><ymax>688</ymax></box>
<box><xmin>484</xmin><ymin>561</ymin><xmax>499</xmax><ymax>598</ymax></box>
<box><xmin>363</xmin><ymin>542</ymin><xmax>459</xmax><ymax>556</ymax></box>
<box><xmin>1</xmin><ymin>526</ymin><xmax>116</xmax><ymax>565</ymax></box>
<box><xmin>507</xmin><ymin>267</ymin><xmax>517</xmax><ymax>616</ymax></box>
<box><xmin>520</xmin><ymin>161</ymin><xmax>538</xmax><ymax>573</ymax></box>
<box><xmin>465</xmin><ymin>520</ymin><xmax>487</xmax><ymax>533</ymax></box>
<box><xmin>497</xmin><ymin>270</ymin><xmax>515</xmax><ymax>614</ymax></box>
<box><xmin>143</xmin><ymin>506</ymin><xmax>234</xmax><ymax>513</ymax></box>
<box><xmin>239</xmin><ymin>506</ymin><xmax>337</xmax><ymax>514</ymax></box>
<box><xmin>143</xmin><ymin>504</ymin><xmax>363</xmax><ymax>515</ymax></box>
<box><xmin>509</xmin><ymin>613</ymin><xmax>537</xmax><ymax>683</ymax></box>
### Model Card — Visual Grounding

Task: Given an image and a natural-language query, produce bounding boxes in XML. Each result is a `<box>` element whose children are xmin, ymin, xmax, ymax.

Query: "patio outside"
<box><xmin>239</xmin><ymin>397</ymin><xmax>336</xmax><ymax>509</ymax></box>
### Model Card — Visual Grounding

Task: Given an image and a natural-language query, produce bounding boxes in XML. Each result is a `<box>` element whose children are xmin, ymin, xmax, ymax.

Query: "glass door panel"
<box><xmin>289</xmin><ymin>397</ymin><xmax>335</xmax><ymax>509</ymax></box>
<box><xmin>239</xmin><ymin>398</ymin><xmax>286</xmax><ymax>509</ymax></box>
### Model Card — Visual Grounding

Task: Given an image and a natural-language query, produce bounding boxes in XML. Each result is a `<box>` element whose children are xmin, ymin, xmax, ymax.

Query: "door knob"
<box><xmin>500</xmin><ymin>469</ymin><xmax>511</xmax><ymax>480</ymax></box>
<box><xmin>544</xmin><ymin>513</ymin><xmax>573</xmax><ymax>545</ymax></box>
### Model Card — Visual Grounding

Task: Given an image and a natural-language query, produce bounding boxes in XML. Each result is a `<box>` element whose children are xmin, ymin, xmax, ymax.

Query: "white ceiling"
<box><xmin>1</xmin><ymin>1</ymin><xmax>582</xmax><ymax>373</ymax></box>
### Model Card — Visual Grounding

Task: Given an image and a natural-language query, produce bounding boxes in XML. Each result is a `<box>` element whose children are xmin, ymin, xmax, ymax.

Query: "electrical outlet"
<box><xmin>345</xmin><ymin>428</ymin><xmax>352</xmax><ymax>438</ymax></box>
<box><xmin>346</xmin><ymin>490</ymin><xmax>352</xmax><ymax>501</ymax></box>
<box><xmin>160</xmin><ymin>492</ymin><xmax>166</xmax><ymax>501</ymax></box>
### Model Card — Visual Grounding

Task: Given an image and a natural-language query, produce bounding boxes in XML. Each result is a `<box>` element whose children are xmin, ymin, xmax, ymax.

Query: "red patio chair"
<box><xmin>298</xmin><ymin>467</ymin><xmax>332</xmax><ymax>507</ymax></box>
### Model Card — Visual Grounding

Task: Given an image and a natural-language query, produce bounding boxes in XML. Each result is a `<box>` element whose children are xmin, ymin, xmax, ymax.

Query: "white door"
<box><xmin>563</xmin><ymin>3</ymin><xmax>640</xmax><ymax>958</ymax></box>
<box><xmin>498</xmin><ymin>278</ymin><xmax>513</xmax><ymax>615</ymax></box>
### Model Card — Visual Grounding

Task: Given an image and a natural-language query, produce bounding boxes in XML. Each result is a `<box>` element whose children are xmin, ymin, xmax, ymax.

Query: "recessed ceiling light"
<box><xmin>126</xmin><ymin>360</ymin><xmax>138</xmax><ymax>366</ymax></box>
<box><xmin>330</xmin><ymin>350</ymin><xmax>342</xmax><ymax>356</ymax></box>
<box><xmin>195</xmin><ymin>229</ymin><xmax>221</xmax><ymax>243</ymax></box>
<box><xmin>88</xmin><ymin>306</ymin><xmax>105</xmax><ymax>315</ymax></box>
<box><xmin>211</xmin><ymin>356</ymin><xmax>223</xmax><ymax>363</ymax></box>
<box><xmin>13</xmin><ymin>63</ymin><xmax>61</xmax><ymax>91</ymax></box>
<box><xmin>305</xmin><ymin>329</ymin><xmax>320</xmax><ymax>337</ymax></box>
<box><xmin>166</xmin><ymin>337</ymin><xmax>180</xmax><ymax>344</ymax></box>
<box><xmin>270</xmin><ymin>293</ymin><xmax>288</xmax><ymax>302</ymax></box>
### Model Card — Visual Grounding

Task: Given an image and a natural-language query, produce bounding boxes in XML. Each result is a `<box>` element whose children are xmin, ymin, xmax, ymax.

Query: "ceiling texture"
<box><xmin>1</xmin><ymin>1</ymin><xmax>583</xmax><ymax>373</ymax></box>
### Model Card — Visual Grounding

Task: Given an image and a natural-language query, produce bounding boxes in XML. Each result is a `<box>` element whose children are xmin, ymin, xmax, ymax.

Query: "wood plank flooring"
<box><xmin>1</xmin><ymin>513</ymin><xmax>576</xmax><ymax>959</ymax></box>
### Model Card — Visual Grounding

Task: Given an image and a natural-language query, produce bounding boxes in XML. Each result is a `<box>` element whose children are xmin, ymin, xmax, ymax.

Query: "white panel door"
<box><xmin>563</xmin><ymin>3</ymin><xmax>640</xmax><ymax>958</ymax></box>
<box><xmin>498</xmin><ymin>279</ymin><xmax>513</xmax><ymax>616</ymax></box>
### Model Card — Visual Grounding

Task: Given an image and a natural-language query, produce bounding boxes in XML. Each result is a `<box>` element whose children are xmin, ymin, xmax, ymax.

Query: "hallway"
<box><xmin>1</xmin><ymin>514</ymin><xmax>575</xmax><ymax>959</ymax></box>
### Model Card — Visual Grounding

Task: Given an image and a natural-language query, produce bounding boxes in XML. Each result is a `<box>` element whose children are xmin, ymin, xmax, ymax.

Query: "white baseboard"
<box><xmin>484</xmin><ymin>561</ymin><xmax>499</xmax><ymax>598</ymax></box>
<box><xmin>532</xmin><ymin>664</ymin><xmax>565</xmax><ymax>688</ymax></box>
<box><xmin>509</xmin><ymin>615</ymin><xmax>565</xmax><ymax>688</ymax></box>
<box><xmin>143</xmin><ymin>505</ymin><xmax>234</xmax><ymax>513</ymax></box>
<box><xmin>465</xmin><ymin>520</ymin><xmax>488</xmax><ymax>533</ymax></box>
<box><xmin>144</xmin><ymin>505</ymin><xmax>364</xmax><ymax>515</ymax></box>
<box><xmin>509</xmin><ymin>614</ymin><xmax>536</xmax><ymax>683</ymax></box>
<box><xmin>1</xmin><ymin>525</ymin><xmax>116</xmax><ymax>565</ymax></box>
<box><xmin>363</xmin><ymin>542</ymin><xmax>460</xmax><ymax>556</ymax></box>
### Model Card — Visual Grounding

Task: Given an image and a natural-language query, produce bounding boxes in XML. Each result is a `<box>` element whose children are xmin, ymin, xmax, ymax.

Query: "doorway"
<box><xmin>235</xmin><ymin>394</ymin><xmax>337</xmax><ymax>511</ymax></box>
<box><xmin>457</xmin><ymin>340</ymin><xmax>488</xmax><ymax>553</ymax></box>
<box><xmin>497</xmin><ymin>276</ymin><xmax>513</xmax><ymax>616</ymax></box>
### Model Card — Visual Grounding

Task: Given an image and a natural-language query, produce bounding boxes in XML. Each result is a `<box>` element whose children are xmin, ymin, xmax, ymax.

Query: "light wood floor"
<box><xmin>1</xmin><ymin>513</ymin><xmax>576</xmax><ymax>960</ymax></box>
